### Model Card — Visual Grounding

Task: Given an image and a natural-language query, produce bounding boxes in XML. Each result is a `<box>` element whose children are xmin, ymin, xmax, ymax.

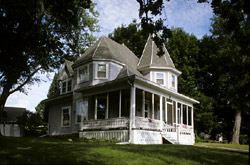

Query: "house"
<box><xmin>44</xmin><ymin>35</ymin><xmax>199</xmax><ymax>144</ymax></box>
<box><xmin>0</xmin><ymin>107</ymin><xmax>26</xmax><ymax>137</ymax></box>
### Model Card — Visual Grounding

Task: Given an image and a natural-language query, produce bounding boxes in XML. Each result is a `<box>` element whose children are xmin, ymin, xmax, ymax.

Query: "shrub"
<box><xmin>195</xmin><ymin>136</ymin><xmax>203</xmax><ymax>143</ymax></box>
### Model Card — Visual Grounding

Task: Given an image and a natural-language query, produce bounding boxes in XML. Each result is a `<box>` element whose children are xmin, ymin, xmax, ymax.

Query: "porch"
<box><xmin>78</xmin><ymin>85</ymin><xmax>195</xmax><ymax>144</ymax></box>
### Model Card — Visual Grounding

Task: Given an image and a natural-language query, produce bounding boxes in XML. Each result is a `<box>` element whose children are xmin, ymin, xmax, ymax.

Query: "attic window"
<box><xmin>172</xmin><ymin>75</ymin><xmax>175</xmax><ymax>87</ymax></box>
<box><xmin>61</xmin><ymin>79</ymin><xmax>72</xmax><ymax>94</ymax></box>
<box><xmin>79</xmin><ymin>66</ymin><xmax>89</xmax><ymax>83</ymax></box>
<box><xmin>97</xmin><ymin>64</ymin><xmax>106</xmax><ymax>78</ymax></box>
<box><xmin>156</xmin><ymin>73</ymin><xmax>164</xmax><ymax>85</ymax></box>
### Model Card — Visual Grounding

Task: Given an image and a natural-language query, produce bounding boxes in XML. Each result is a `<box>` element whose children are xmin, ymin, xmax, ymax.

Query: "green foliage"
<box><xmin>80</xmin><ymin>137</ymin><xmax>120</xmax><ymax>143</ymax></box>
<box><xmin>18</xmin><ymin>111</ymin><xmax>47</xmax><ymax>136</ymax></box>
<box><xmin>108</xmin><ymin>20</ymin><xmax>148</xmax><ymax>58</ymax></box>
<box><xmin>47</xmin><ymin>73</ymin><xmax>60</xmax><ymax>98</ymax></box>
<box><xmin>195</xmin><ymin>136</ymin><xmax>203</xmax><ymax>143</ymax></box>
<box><xmin>0</xmin><ymin>0</ymin><xmax>99</xmax><ymax>113</ymax></box>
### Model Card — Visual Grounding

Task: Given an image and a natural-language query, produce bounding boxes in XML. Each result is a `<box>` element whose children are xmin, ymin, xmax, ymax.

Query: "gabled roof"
<box><xmin>58</xmin><ymin>60</ymin><xmax>74</xmax><ymax>80</ymax></box>
<box><xmin>74</xmin><ymin>36</ymin><xmax>143</xmax><ymax>77</ymax></box>
<box><xmin>1</xmin><ymin>107</ymin><xmax>26</xmax><ymax>122</ymax></box>
<box><xmin>137</xmin><ymin>35</ymin><xmax>176</xmax><ymax>71</ymax></box>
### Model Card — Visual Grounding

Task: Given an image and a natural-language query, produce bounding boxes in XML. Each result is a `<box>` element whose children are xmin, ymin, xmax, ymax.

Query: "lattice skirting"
<box><xmin>79</xmin><ymin>130</ymin><xmax>129</xmax><ymax>142</ymax></box>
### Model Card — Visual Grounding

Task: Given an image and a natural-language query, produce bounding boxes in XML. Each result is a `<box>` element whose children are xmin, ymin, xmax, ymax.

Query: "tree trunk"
<box><xmin>0</xmin><ymin>86</ymin><xmax>11</xmax><ymax>136</ymax></box>
<box><xmin>231</xmin><ymin>109</ymin><xmax>242</xmax><ymax>144</ymax></box>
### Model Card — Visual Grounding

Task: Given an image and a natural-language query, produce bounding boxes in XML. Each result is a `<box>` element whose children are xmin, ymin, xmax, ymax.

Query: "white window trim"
<box><xmin>77</xmin><ymin>64</ymin><xmax>89</xmax><ymax>84</ymax></box>
<box><xmin>95</xmin><ymin>62</ymin><xmax>109</xmax><ymax>79</ymax></box>
<box><xmin>155</xmin><ymin>72</ymin><xmax>165</xmax><ymax>86</ymax></box>
<box><xmin>61</xmin><ymin>79</ymin><xmax>72</xmax><ymax>94</ymax></box>
<box><xmin>61</xmin><ymin>106</ymin><xmax>71</xmax><ymax>127</ymax></box>
<box><xmin>75</xmin><ymin>100</ymin><xmax>82</xmax><ymax>124</ymax></box>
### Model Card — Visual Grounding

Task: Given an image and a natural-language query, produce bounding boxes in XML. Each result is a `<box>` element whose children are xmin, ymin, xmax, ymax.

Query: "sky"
<box><xmin>5</xmin><ymin>0</ymin><xmax>213</xmax><ymax>112</ymax></box>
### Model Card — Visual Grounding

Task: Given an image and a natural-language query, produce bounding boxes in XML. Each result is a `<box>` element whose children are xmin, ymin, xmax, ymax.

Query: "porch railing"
<box><xmin>81</xmin><ymin>117</ymin><xmax>129</xmax><ymax>130</ymax></box>
<box><xmin>134</xmin><ymin>116</ymin><xmax>161</xmax><ymax>130</ymax></box>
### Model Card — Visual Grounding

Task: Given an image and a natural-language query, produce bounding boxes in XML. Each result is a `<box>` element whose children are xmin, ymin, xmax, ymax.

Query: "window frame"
<box><xmin>171</xmin><ymin>74</ymin><xmax>176</xmax><ymax>88</ymax></box>
<box><xmin>78</xmin><ymin>64</ymin><xmax>89</xmax><ymax>83</ymax></box>
<box><xmin>155</xmin><ymin>72</ymin><xmax>165</xmax><ymax>85</ymax></box>
<box><xmin>61</xmin><ymin>106</ymin><xmax>71</xmax><ymax>127</ymax></box>
<box><xmin>61</xmin><ymin>79</ymin><xmax>72</xmax><ymax>94</ymax></box>
<box><xmin>75</xmin><ymin>100</ymin><xmax>82</xmax><ymax>124</ymax></box>
<box><xmin>95</xmin><ymin>63</ymin><xmax>108</xmax><ymax>79</ymax></box>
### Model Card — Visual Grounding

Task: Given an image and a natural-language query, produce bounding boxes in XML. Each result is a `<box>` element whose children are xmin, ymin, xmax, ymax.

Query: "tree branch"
<box><xmin>9</xmin><ymin>61</ymin><xmax>59</xmax><ymax>95</ymax></box>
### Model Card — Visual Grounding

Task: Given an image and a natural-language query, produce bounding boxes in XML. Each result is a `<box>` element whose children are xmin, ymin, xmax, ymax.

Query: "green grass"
<box><xmin>0</xmin><ymin>136</ymin><xmax>248</xmax><ymax>165</ymax></box>
<box><xmin>195</xmin><ymin>142</ymin><xmax>249</xmax><ymax>151</ymax></box>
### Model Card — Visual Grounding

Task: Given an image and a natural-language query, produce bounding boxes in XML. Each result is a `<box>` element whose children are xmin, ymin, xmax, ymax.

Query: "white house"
<box><xmin>44</xmin><ymin>35</ymin><xmax>199</xmax><ymax>145</ymax></box>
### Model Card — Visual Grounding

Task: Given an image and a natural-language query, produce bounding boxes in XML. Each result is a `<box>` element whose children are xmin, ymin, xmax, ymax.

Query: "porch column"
<box><xmin>181</xmin><ymin>104</ymin><xmax>183</xmax><ymax>125</ymax></box>
<box><xmin>165</xmin><ymin>97</ymin><xmax>167</xmax><ymax>123</ymax></box>
<box><xmin>191</xmin><ymin>106</ymin><xmax>194</xmax><ymax>127</ymax></box>
<box><xmin>160</xmin><ymin>95</ymin><xmax>163</xmax><ymax>131</ymax></box>
<box><xmin>130</xmin><ymin>86</ymin><xmax>136</xmax><ymax>128</ymax></box>
<box><xmin>129</xmin><ymin>86</ymin><xmax>136</xmax><ymax>143</ymax></box>
<box><xmin>142</xmin><ymin>90</ymin><xmax>145</xmax><ymax>117</ymax></box>
<box><xmin>175</xmin><ymin>102</ymin><xmax>177</xmax><ymax>125</ymax></box>
<box><xmin>152</xmin><ymin>94</ymin><xmax>154</xmax><ymax>119</ymax></box>
<box><xmin>95</xmin><ymin>96</ymin><xmax>97</xmax><ymax>120</ymax></box>
<box><xmin>186</xmin><ymin>105</ymin><xmax>189</xmax><ymax>126</ymax></box>
<box><xmin>119</xmin><ymin>90</ymin><xmax>122</xmax><ymax>118</ymax></box>
<box><xmin>105</xmin><ymin>93</ymin><xmax>109</xmax><ymax>119</ymax></box>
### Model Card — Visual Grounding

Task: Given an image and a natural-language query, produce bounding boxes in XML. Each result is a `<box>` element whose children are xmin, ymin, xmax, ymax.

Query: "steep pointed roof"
<box><xmin>74</xmin><ymin>36</ymin><xmax>143</xmax><ymax>77</ymax></box>
<box><xmin>137</xmin><ymin>35</ymin><xmax>176</xmax><ymax>71</ymax></box>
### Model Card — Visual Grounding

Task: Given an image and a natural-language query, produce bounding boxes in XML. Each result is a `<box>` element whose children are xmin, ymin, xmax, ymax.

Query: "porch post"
<box><xmin>181</xmin><ymin>104</ymin><xmax>183</xmax><ymax>125</ymax></box>
<box><xmin>186</xmin><ymin>105</ymin><xmax>189</xmax><ymax>126</ymax></box>
<box><xmin>152</xmin><ymin>93</ymin><xmax>154</xmax><ymax>119</ymax></box>
<box><xmin>119</xmin><ymin>90</ymin><xmax>122</xmax><ymax>118</ymax></box>
<box><xmin>106</xmin><ymin>93</ymin><xmax>109</xmax><ymax>119</ymax></box>
<box><xmin>165</xmin><ymin>97</ymin><xmax>167</xmax><ymax>123</ymax></box>
<box><xmin>130</xmin><ymin>86</ymin><xmax>136</xmax><ymax>143</ymax></box>
<box><xmin>95</xmin><ymin>96</ymin><xmax>97</xmax><ymax>120</ymax></box>
<box><xmin>160</xmin><ymin>95</ymin><xmax>163</xmax><ymax>131</ymax></box>
<box><xmin>142</xmin><ymin>90</ymin><xmax>145</xmax><ymax>117</ymax></box>
<box><xmin>175</xmin><ymin>102</ymin><xmax>178</xmax><ymax>125</ymax></box>
<box><xmin>191</xmin><ymin>106</ymin><xmax>194</xmax><ymax>127</ymax></box>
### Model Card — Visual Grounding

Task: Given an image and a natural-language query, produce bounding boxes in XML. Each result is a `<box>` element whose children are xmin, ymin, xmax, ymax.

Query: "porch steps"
<box><xmin>161</xmin><ymin>133</ymin><xmax>178</xmax><ymax>144</ymax></box>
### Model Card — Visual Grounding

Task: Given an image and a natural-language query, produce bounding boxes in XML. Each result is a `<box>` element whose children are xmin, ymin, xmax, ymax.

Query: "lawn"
<box><xmin>0</xmin><ymin>136</ymin><xmax>248</xmax><ymax>165</ymax></box>
<box><xmin>195</xmin><ymin>142</ymin><xmax>249</xmax><ymax>151</ymax></box>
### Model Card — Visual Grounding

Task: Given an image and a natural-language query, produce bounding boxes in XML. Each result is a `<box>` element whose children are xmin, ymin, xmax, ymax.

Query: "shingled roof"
<box><xmin>74</xmin><ymin>36</ymin><xmax>143</xmax><ymax>77</ymax></box>
<box><xmin>1</xmin><ymin>107</ymin><xmax>26</xmax><ymax>122</ymax></box>
<box><xmin>137</xmin><ymin>35</ymin><xmax>176</xmax><ymax>71</ymax></box>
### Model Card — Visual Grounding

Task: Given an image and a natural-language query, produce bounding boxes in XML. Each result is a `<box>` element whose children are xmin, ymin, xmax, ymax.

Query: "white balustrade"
<box><xmin>135</xmin><ymin>116</ymin><xmax>161</xmax><ymax>130</ymax></box>
<box><xmin>81</xmin><ymin>117</ymin><xmax>129</xmax><ymax>130</ymax></box>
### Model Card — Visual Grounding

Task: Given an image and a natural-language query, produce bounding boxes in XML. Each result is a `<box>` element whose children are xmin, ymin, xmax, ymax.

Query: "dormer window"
<box><xmin>61</xmin><ymin>79</ymin><xmax>72</xmax><ymax>94</ymax></box>
<box><xmin>97</xmin><ymin>64</ymin><xmax>107</xmax><ymax>78</ymax></box>
<box><xmin>172</xmin><ymin>74</ymin><xmax>175</xmax><ymax>87</ymax></box>
<box><xmin>156</xmin><ymin>73</ymin><xmax>164</xmax><ymax>85</ymax></box>
<box><xmin>79</xmin><ymin>65</ymin><xmax>89</xmax><ymax>83</ymax></box>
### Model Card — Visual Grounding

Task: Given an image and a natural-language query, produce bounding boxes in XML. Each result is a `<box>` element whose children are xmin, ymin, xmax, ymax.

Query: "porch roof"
<box><xmin>75</xmin><ymin>75</ymin><xmax>199</xmax><ymax>104</ymax></box>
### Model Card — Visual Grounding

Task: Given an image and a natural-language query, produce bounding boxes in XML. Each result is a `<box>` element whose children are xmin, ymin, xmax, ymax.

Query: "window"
<box><xmin>62</xmin><ymin>106</ymin><xmax>71</xmax><ymax>127</ymax></box>
<box><xmin>97</xmin><ymin>64</ymin><xmax>106</xmax><ymax>78</ymax></box>
<box><xmin>62</xmin><ymin>82</ymin><xmax>67</xmax><ymax>93</ymax></box>
<box><xmin>61</xmin><ymin>79</ymin><xmax>72</xmax><ymax>94</ymax></box>
<box><xmin>79</xmin><ymin>66</ymin><xmax>89</xmax><ymax>83</ymax></box>
<box><xmin>172</xmin><ymin>75</ymin><xmax>175</xmax><ymax>87</ymax></box>
<box><xmin>67</xmin><ymin>80</ymin><xmax>72</xmax><ymax>92</ymax></box>
<box><xmin>156</xmin><ymin>73</ymin><xmax>164</xmax><ymax>85</ymax></box>
<box><xmin>76</xmin><ymin>99</ymin><xmax>88</xmax><ymax>123</ymax></box>
<box><xmin>97</xmin><ymin>97</ymin><xmax>106</xmax><ymax>119</ymax></box>
<box><xmin>76</xmin><ymin>100</ymin><xmax>82</xmax><ymax>123</ymax></box>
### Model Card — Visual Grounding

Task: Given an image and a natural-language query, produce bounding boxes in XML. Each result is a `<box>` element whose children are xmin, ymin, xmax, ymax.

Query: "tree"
<box><xmin>109</xmin><ymin>20</ymin><xmax>148</xmax><ymax>58</ymax></box>
<box><xmin>0</xmin><ymin>1</ymin><xmax>99</xmax><ymax>117</ymax></box>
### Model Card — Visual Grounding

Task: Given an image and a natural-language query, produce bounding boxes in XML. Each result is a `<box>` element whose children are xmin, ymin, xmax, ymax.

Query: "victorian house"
<box><xmin>44</xmin><ymin>35</ymin><xmax>199</xmax><ymax>144</ymax></box>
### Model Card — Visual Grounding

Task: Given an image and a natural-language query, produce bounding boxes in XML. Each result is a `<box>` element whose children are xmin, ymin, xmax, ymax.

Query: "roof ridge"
<box><xmin>92</xmin><ymin>37</ymin><xmax>103</xmax><ymax>58</ymax></box>
<box><xmin>137</xmin><ymin>35</ymin><xmax>151</xmax><ymax>67</ymax></box>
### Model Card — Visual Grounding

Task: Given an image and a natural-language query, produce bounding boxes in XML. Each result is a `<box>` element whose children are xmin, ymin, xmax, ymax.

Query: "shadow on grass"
<box><xmin>0</xmin><ymin>137</ymin><xmax>248</xmax><ymax>165</ymax></box>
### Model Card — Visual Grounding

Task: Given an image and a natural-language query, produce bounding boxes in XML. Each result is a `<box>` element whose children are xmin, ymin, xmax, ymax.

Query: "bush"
<box><xmin>195</xmin><ymin>136</ymin><xmax>203</xmax><ymax>143</ymax></box>
<box><xmin>240</xmin><ymin>134</ymin><xmax>249</xmax><ymax>145</ymax></box>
